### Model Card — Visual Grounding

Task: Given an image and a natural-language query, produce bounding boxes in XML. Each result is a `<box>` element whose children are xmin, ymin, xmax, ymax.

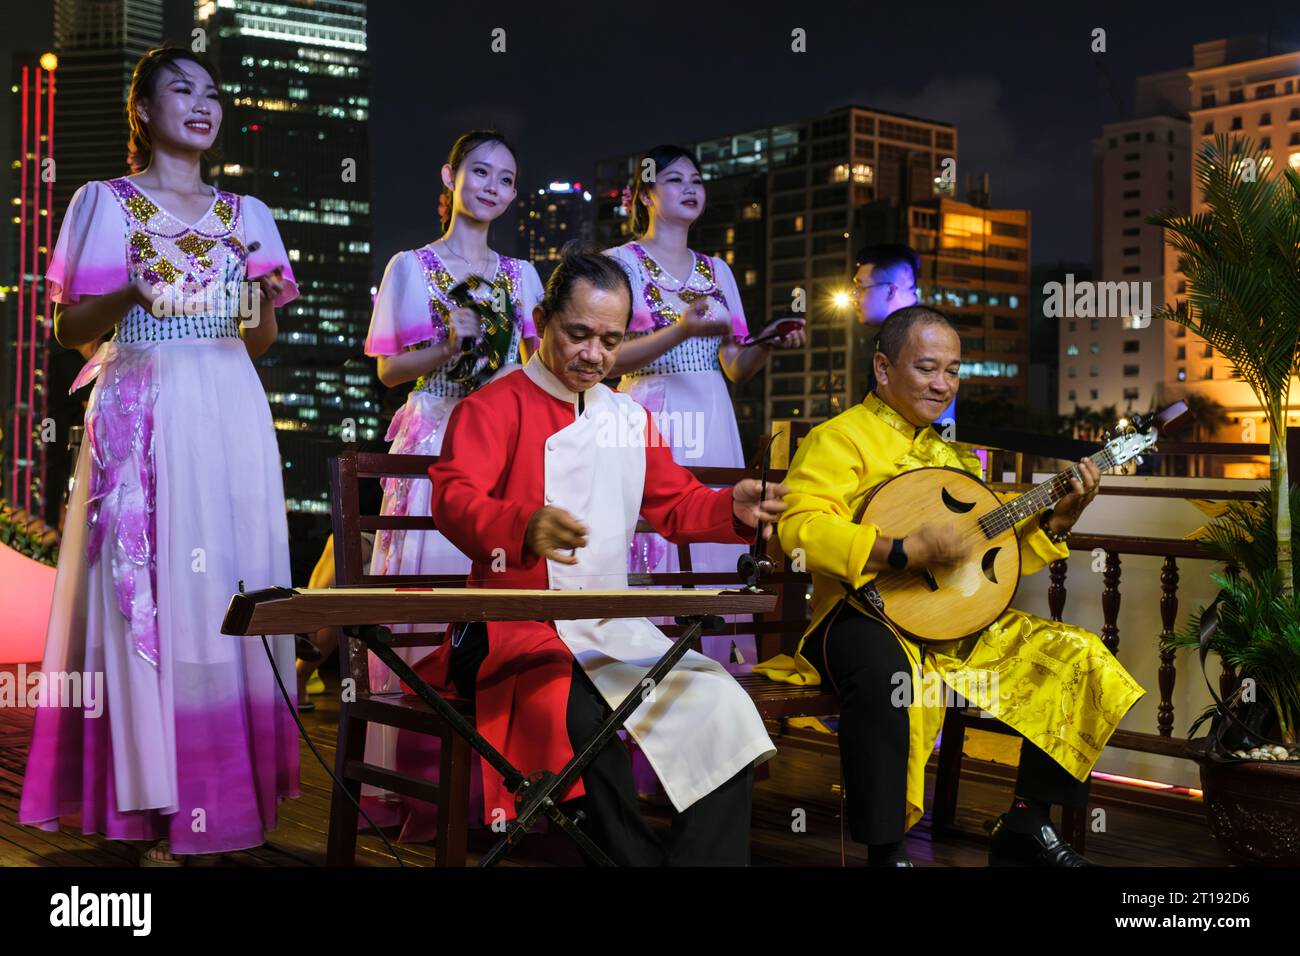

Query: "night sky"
<box><xmin>362</xmin><ymin>0</ymin><xmax>1293</xmax><ymax>276</ymax></box>
<box><xmin>7</xmin><ymin>0</ymin><xmax>1297</xmax><ymax>278</ymax></box>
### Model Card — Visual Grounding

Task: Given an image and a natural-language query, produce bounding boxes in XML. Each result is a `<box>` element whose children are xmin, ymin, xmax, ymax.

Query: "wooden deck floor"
<box><xmin>0</xmin><ymin>674</ymin><xmax>1228</xmax><ymax>867</ymax></box>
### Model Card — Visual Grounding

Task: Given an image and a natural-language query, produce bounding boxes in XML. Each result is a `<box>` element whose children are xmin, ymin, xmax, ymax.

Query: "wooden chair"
<box><xmin>325</xmin><ymin>451</ymin><xmax>474</xmax><ymax>866</ymax></box>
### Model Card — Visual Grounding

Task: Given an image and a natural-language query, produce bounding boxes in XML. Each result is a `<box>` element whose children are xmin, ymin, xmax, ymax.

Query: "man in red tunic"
<box><xmin>412</xmin><ymin>245</ymin><xmax>786</xmax><ymax>865</ymax></box>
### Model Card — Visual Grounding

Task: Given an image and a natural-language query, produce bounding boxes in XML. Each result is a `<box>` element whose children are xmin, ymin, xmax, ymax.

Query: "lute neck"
<box><xmin>977</xmin><ymin>445</ymin><xmax>1118</xmax><ymax>539</ymax></box>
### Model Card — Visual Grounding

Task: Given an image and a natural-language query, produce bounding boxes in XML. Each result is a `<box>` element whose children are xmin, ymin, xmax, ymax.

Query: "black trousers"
<box><xmin>449</xmin><ymin>622</ymin><xmax>753</xmax><ymax>866</ymax></box>
<box><xmin>802</xmin><ymin>603</ymin><xmax>1089</xmax><ymax>845</ymax></box>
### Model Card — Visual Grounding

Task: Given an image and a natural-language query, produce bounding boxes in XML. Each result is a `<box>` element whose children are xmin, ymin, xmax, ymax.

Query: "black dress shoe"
<box><xmin>867</xmin><ymin>847</ymin><xmax>914</xmax><ymax>867</ymax></box>
<box><xmin>987</xmin><ymin>813</ymin><xmax>1096</xmax><ymax>867</ymax></box>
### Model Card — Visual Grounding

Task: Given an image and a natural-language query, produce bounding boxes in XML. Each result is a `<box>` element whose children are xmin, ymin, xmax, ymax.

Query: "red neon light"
<box><xmin>1091</xmin><ymin>771</ymin><xmax>1204</xmax><ymax>799</ymax></box>
<box><xmin>40</xmin><ymin>69</ymin><xmax>55</xmax><ymax>514</ymax></box>
<box><xmin>13</xmin><ymin>67</ymin><xmax>29</xmax><ymax>504</ymax></box>
<box><xmin>26</xmin><ymin>69</ymin><xmax>43</xmax><ymax>513</ymax></box>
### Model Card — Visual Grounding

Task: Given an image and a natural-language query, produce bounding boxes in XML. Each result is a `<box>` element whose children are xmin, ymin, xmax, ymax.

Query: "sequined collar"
<box><xmin>108</xmin><ymin>177</ymin><xmax>237</xmax><ymax>238</ymax></box>
<box><xmin>629</xmin><ymin>242</ymin><xmax>716</xmax><ymax>292</ymax></box>
<box><xmin>863</xmin><ymin>391</ymin><xmax>927</xmax><ymax>440</ymax></box>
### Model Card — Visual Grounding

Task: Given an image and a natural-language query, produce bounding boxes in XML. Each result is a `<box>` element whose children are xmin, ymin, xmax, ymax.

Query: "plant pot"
<box><xmin>1188</xmin><ymin>738</ymin><xmax>1300</xmax><ymax>865</ymax></box>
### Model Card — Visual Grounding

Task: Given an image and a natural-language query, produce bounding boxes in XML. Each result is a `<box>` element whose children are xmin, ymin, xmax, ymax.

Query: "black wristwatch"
<box><xmin>888</xmin><ymin>536</ymin><xmax>909</xmax><ymax>570</ymax></box>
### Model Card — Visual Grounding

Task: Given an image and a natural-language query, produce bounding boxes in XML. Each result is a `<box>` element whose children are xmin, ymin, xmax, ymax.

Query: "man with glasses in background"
<box><xmin>854</xmin><ymin>244</ymin><xmax>956</xmax><ymax>426</ymax></box>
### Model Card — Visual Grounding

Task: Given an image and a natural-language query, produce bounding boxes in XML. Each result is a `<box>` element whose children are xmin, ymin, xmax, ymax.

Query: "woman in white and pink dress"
<box><xmin>362</xmin><ymin>129</ymin><xmax>542</xmax><ymax>840</ymax></box>
<box><xmin>19</xmin><ymin>49</ymin><xmax>299</xmax><ymax>864</ymax></box>
<box><xmin>606</xmin><ymin>144</ymin><xmax>804</xmax><ymax>669</ymax></box>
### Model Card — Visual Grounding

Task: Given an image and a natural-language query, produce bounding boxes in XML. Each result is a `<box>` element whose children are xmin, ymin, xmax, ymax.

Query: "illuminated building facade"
<box><xmin>595</xmin><ymin>105</ymin><xmax>957</xmax><ymax>448</ymax></box>
<box><xmin>517</xmin><ymin>180</ymin><xmax>593</xmax><ymax>283</ymax></box>
<box><xmin>198</xmin><ymin>0</ymin><xmax>377</xmax><ymax>571</ymax></box>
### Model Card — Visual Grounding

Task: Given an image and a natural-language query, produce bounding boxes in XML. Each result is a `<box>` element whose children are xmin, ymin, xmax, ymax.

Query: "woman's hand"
<box><xmin>253</xmin><ymin>267</ymin><xmax>284</xmax><ymax>307</ymax></box>
<box><xmin>446</xmin><ymin>306</ymin><xmax>482</xmax><ymax>346</ymax></box>
<box><xmin>128</xmin><ymin>275</ymin><xmax>159</xmax><ymax>314</ymax></box>
<box><xmin>754</xmin><ymin>317</ymin><xmax>806</xmax><ymax>349</ymax></box>
<box><xmin>679</xmin><ymin>299</ymin><xmax>733</xmax><ymax>339</ymax></box>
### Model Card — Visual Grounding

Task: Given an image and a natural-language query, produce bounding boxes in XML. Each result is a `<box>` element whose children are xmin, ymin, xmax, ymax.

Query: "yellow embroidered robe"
<box><xmin>754</xmin><ymin>393</ymin><xmax>1145</xmax><ymax>830</ymax></box>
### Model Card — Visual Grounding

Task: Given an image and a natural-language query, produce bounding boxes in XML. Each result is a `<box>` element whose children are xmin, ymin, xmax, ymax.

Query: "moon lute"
<box><xmin>850</xmin><ymin>404</ymin><xmax>1185</xmax><ymax>644</ymax></box>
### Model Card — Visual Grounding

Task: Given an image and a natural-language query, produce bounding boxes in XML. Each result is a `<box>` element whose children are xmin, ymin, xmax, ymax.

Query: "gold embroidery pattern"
<box><xmin>213</xmin><ymin>197</ymin><xmax>234</xmax><ymax>227</ymax></box>
<box><xmin>122</xmin><ymin>191</ymin><xmax>159</xmax><ymax>225</ymax></box>
<box><xmin>130</xmin><ymin>232</ymin><xmax>158</xmax><ymax>262</ymax></box>
<box><xmin>176</xmin><ymin>234</ymin><xmax>218</xmax><ymax>270</ymax></box>
<box><xmin>150</xmin><ymin>259</ymin><xmax>181</xmax><ymax>285</ymax></box>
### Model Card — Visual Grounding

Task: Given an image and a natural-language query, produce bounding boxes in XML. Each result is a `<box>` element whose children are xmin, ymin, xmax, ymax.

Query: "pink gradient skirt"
<box><xmin>19</xmin><ymin>338</ymin><xmax>300</xmax><ymax>854</ymax></box>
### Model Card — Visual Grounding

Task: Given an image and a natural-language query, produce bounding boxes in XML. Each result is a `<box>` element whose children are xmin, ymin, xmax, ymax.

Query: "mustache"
<box><xmin>569</xmin><ymin>363</ymin><xmax>603</xmax><ymax>374</ymax></box>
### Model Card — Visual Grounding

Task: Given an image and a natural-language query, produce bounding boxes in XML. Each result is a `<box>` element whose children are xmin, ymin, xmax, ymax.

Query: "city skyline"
<box><xmin>361</xmin><ymin>1</ymin><xmax>1296</xmax><ymax>276</ymax></box>
<box><xmin>6</xmin><ymin>2</ymin><xmax>1295</xmax><ymax>273</ymax></box>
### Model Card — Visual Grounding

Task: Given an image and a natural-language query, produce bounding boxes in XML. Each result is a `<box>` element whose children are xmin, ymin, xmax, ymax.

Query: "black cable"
<box><xmin>260</xmin><ymin>635</ymin><xmax>407</xmax><ymax>867</ymax></box>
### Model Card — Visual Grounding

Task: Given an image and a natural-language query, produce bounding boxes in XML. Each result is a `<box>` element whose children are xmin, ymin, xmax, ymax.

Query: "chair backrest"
<box><xmin>329</xmin><ymin>451</ymin><xmax>463</xmax><ymax>693</ymax></box>
<box><xmin>328</xmin><ymin>450</ymin><xmax>814</xmax><ymax>683</ymax></box>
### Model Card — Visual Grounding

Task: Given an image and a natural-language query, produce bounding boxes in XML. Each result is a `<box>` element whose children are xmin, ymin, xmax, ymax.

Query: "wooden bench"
<box><xmin>324</xmin><ymin>450</ymin><xmax>831</xmax><ymax>866</ymax></box>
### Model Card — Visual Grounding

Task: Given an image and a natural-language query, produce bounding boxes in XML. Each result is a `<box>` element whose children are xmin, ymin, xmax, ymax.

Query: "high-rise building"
<box><xmin>1082</xmin><ymin>36</ymin><xmax>1300</xmax><ymax>477</ymax></box>
<box><xmin>906</xmin><ymin>195</ymin><xmax>1031</xmax><ymax>409</ymax></box>
<box><xmin>518</xmin><ymin>180</ymin><xmax>593</xmax><ymax>283</ymax></box>
<box><xmin>595</xmin><ymin>105</ymin><xmax>957</xmax><ymax>450</ymax></box>
<box><xmin>1030</xmin><ymin>261</ymin><xmax>1088</xmax><ymax>421</ymax></box>
<box><xmin>856</xmin><ymin>183</ymin><xmax>1032</xmax><ymax>413</ymax></box>
<box><xmin>0</xmin><ymin>2</ymin><xmax>162</xmax><ymax>522</ymax></box>
<box><xmin>51</xmin><ymin>0</ymin><xmax>163</xmax><ymax>227</ymax></box>
<box><xmin>198</xmin><ymin>0</ymin><xmax>378</xmax><ymax>575</ymax></box>
<box><xmin>1185</xmin><ymin>36</ymin><xmax>1300</xmax><ymax>470</ymax></box>
<box><xmin>1069</xmin><ymin>67</ymin><xmax>1191</xmax><ymax>418</ymax></box>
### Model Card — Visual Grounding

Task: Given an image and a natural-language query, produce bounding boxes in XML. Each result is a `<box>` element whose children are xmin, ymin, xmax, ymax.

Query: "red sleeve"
<box><xmin>428</xmin><ymin>391</ymin><xmax>534</xmax><ymax>566</ymax></box>
<box><xmin>638</xmin><ymin>416</ymin><xmax>748</xmax><ymax>545</ymax></box>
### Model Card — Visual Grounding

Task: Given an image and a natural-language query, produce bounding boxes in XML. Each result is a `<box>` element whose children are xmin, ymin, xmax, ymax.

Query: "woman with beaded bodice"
<box><xmin>360</xmin><ymin>129</ymin><xmax>542</xmax><ymax>840</ymax></box>
<box><xmin>606</xmin><ymin>144</ymin><xmax>805</xmax><ymax>669</ymax></box>
<box><xmin>19</xmin><ymin>49</ymin><xmax>300</xmax><ymax>865</ymax></box>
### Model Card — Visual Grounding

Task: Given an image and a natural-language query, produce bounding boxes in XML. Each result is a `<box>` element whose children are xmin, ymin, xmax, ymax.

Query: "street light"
<box><xmin>823</xmin><ymin>286</ymin><xmax>856</xmax><ymax>417</ymax></box>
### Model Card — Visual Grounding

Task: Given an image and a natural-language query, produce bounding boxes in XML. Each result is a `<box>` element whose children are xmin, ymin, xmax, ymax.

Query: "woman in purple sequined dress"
<box><xmin>19</xmin><ymin>49</ymin><xmax>300</xmax><ymax>864</ymax></box>
<box><xmin>606</xmin><ymin>144</ymin><xmax>804</xmax><ymax>669</ymax></box>
<box><xmin>361</xmin><ymin>130</ymin><xmax>542</xmax><ymax>840</ymax></box>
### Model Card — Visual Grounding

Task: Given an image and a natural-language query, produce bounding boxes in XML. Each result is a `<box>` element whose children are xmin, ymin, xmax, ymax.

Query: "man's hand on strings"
<box><xmin>732</xmin><ymin>479</ymin><xmax>790</xmax><ymax>539</ymax></box>
<box><xmin>525</xmin><ymin>506</ymin><xmax>589</xmax><ymax>565</ymax></box>
<box><xmin>1048</xmin><ymin>456</ymin><xmax>1101</xmax><ymax>535</ymax></box>
<box><xmin>905</xmin><ymin>523</ymin><xmax>971</xmax><ymax>569</ymax></box>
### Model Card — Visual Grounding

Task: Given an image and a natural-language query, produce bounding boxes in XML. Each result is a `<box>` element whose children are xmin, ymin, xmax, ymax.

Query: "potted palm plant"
<box><xmin>1151</xmin><ymin>134</ymin><xmax>1300</xmax><ymax>865</ymax></box>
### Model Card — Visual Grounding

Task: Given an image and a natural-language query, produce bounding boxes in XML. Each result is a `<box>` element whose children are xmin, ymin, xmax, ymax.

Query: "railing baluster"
<box><xmin>1048</xmin><ymin>558</ymin><xmax>1067</xmax><ymax>622</ymax></box>
<box><xmin>1101</xmin><ymin>551</ymin><xmax>1121</xmax><ymax>654</ymax></box>
<box><xmin>1158</xmin><ymin>556</ymin><xmax>1179</xmax><ymax>737</ymax></box>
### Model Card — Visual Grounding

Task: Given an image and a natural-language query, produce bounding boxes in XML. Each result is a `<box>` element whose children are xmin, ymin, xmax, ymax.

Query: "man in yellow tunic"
<box><xmin>755</xmin><ymin>305</ymin><xmax>1144</xmax><ymax>866</ymax></box>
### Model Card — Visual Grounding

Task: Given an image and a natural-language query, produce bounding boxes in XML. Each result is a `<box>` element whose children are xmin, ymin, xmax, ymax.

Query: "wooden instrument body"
<box><xmin>221</xmin><ymin>586</ymin><xmax>778</xmax><ymax>636</ymax></box>
<box><xmin>856</xmin><ymin>467</ymin><xmax>1021</xmax><ymax>644</ymax></box>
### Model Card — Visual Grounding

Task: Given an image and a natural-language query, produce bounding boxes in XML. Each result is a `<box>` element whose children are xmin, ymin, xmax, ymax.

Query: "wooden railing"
<box><xmin>333</xmin><ymin>433</ymin><xmax>1266</xmax><ymax>763</ymax></box>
